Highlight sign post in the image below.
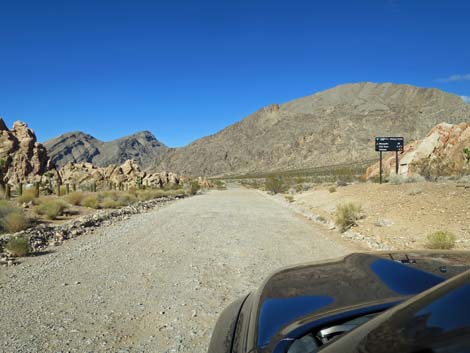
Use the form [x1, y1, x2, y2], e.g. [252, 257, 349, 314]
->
[375, 137, 404, 184]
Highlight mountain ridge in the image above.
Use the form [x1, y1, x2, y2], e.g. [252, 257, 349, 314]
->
[45, 82, 470, 176]
[44, 130, 169, 169]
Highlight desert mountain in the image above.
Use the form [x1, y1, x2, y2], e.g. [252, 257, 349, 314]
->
[45, 131, 168, 169]
[156, 82, 470, 176]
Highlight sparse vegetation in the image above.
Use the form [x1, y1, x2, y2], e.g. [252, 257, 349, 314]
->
[425, 231, 456, 250]
[335, 202, 363, 232]
[0, 201, 29, 233]
[213, 180, 227, 190]
[464, 148, 470, 163]
[329, 186, 337, 193]
[265, 176, 285, 194]
[81, 195, 100, 209]
[389, 174, 425, 185]
[4, 236, 30, 257]
[17, 188, 38, 204]
[34, 199, 67, 220]
[65, 192, 86, 206]
[284, 195, 294, 203]
[190, 181, 201, 195]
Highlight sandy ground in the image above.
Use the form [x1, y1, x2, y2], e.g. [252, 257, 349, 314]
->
[291, 181, 470, 250]
[0, 187, 350, 353]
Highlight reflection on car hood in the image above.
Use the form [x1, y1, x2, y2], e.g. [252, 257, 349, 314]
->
[251, 252, 470, 350]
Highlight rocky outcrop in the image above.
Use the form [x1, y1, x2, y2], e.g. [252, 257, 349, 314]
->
[0, 119, 56, 185]
[45, 131, 169, 169]
[365, 122, 470, 179]
[59, 159, 182, 189]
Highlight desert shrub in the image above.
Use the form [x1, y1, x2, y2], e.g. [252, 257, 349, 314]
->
[389, 174, 406, 185]
[100, 197, 122, 209]
[5, 237, 30, 257]
[65, 192, 85, 206]
[2, 212, 29, 233]
[190, 181, 201, 195]
[329, 186, 337, 193]
[389, 174, 425, 185]
[213, 180, 227, 190]
[265, 176, 285, 194]
[118, 193, 137, 205]
[335, 202, 363, 232]
[81, 195, 100, 209]
[294, 184, 304, 193]
[425, 231, 456, 250]
[0, 201, 29, 233]
[34, 199, 67, 220]
[464, 148, 470, 163]
[17, 189, 37, 204]
[284, 195, 294, 203]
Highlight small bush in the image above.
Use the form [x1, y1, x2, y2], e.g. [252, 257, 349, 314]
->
[118, 193, 137, 205]
[34, 199, 67, 220]
[265, 177, 285, 194]
[190, 181, 201, 195]
[425, 231, 456, 250]
[5, 237, 30, 257]
[100, 197, 122, 209]
[335, 202, 363, 232]
[284, 195, 294, 203]
[65, 192, 85, 206]
[81, 195, 100, 209]
[3, 211, 29, 233]
[464, 148, 470, 163]
[329, 186, 337, 193]
[17, 189, 37, 204]
[213, 180, 227, 190]
[0, 201, 29, 233]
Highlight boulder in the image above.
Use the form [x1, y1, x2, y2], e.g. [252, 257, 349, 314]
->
[0, 118, 55, 186]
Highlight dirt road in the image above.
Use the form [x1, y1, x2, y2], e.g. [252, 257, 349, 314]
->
[0, 188, 350, 353]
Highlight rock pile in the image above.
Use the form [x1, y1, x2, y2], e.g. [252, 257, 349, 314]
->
[0, 119, 56, 186]
[59, 159, 182, 189]
[366, 122, 470, 179]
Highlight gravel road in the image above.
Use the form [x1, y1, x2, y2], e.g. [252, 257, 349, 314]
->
[0, 187, 350, 353]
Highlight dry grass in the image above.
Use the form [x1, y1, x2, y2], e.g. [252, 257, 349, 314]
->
[65, 192, 86, 206]
[81, 195, 100, 209]
[4, 237, 30, 257]
[335, 202, 363, 232]
[284, 195, 294, 203]
[425, 231, 456, 250]
[0, 201, 29, 233]
[34, 199, 67, 220]
[17, 189, 37, 204]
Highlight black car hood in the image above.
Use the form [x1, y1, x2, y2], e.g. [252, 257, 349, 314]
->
[247, 252, 470, 352]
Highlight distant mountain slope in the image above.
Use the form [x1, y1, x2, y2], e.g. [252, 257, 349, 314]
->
[45, 130, 169, 169]
[156, 82, 470, 176]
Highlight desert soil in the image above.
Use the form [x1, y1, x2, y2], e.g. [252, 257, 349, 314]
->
[292, 181, 470, 250]
[0, 187, 350, 353]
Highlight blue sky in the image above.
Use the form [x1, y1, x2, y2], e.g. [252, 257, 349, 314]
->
[0, 0, 469, 147]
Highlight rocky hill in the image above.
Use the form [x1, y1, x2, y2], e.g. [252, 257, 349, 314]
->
[156, 82, 470, 176]
[45, 131, 169, 169]
[0, 119, 56, 185]
[366, 122, 470, 179]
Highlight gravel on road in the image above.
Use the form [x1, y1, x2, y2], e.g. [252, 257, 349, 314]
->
[0, 188, 350, 353]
